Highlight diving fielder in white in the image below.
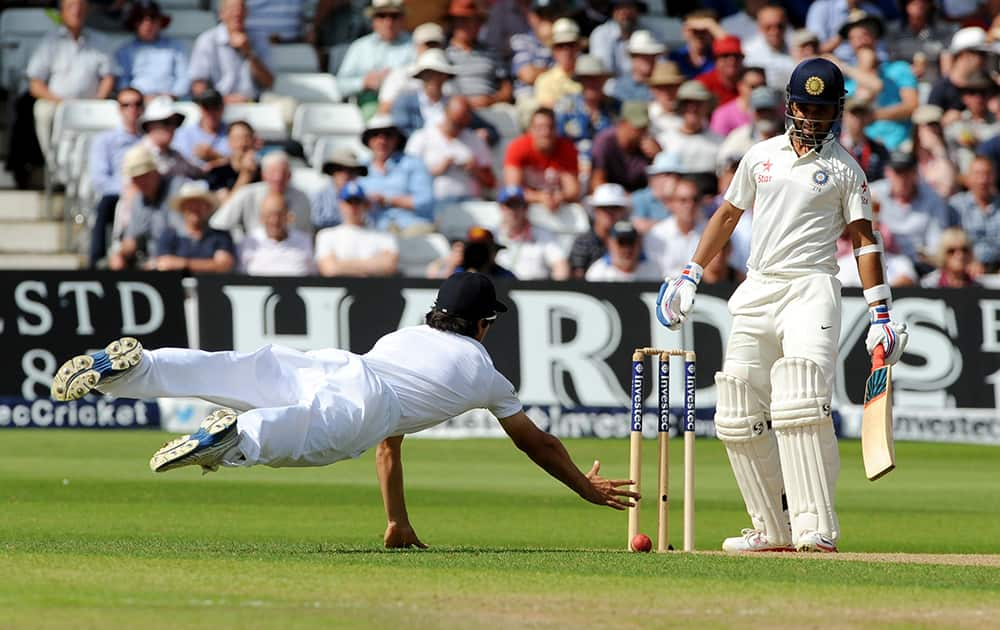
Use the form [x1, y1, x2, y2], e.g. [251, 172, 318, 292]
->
[51, 272, 638, 549]
[656, 58, 909, 552]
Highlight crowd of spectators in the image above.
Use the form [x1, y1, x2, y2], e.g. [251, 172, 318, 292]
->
[2, 0, 999, 285]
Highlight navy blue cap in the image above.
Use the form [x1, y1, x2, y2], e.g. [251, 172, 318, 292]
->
[338, 181, 367, 202]
[497, 185, 526, 205]
[435, 272, 508, 321]
[786, 58, 845, 106]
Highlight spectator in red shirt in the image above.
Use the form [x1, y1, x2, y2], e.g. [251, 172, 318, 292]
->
[503, 106, 580, 210]
[696, 35, 743, 106]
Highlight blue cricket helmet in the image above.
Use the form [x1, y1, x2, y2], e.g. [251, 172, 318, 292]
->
[785, 58, 846, 148]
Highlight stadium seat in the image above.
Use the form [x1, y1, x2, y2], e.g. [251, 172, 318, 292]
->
[474, 103, 522, 140]
[292, 102, 365, 163]
[0, 8, 56, 90]
[270, 73, 342, 103]
[638, 16, 684, 48]
[163, 10, 216, 39]
[48, 99, 121, 223]
[290, 166, 329, 198]
[308, 135, 371, 171]
[270, 43, 320, 73]
[396, 232, 451, 278]
[436, 200, 501, 241]
[528, 202, 589, 236]
[222, 102, 287, 141]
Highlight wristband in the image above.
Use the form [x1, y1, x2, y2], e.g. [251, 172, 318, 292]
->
[678, 262, 704, 285]
[853, 243, 883, 257]
[863, 283, 892, 306]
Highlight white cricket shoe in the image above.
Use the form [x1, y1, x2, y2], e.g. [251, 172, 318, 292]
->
[722, 528, 795, 553]
[795, 530, 838, 553]
[51, 337, 143, 401]
[149, 408, 241, 474]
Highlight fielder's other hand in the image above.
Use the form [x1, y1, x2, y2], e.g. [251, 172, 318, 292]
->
[584, 460, 640, 510]
[865, 305, 909, 365]
[384, 522, 428, 549]
[656, 262, 703, 330]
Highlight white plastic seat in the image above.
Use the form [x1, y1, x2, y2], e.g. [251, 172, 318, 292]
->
[270, 43, 320, 73]
[638, 16, 684, 48]
[291, 102, 365, 160]
[436, 200, 501, 241]
[290, 166, 329, 198]
[50, 99, 121, 179]
[163, 10, 217, 39]
[474, 103, 522, 140]
[396, 232, 451, 278]
[528, 202, 590, 236]
[308, 135, 371, 171]
[222, 102, 287, 141]
[270, 72, 341, 103]
[0, 8, 55, 90]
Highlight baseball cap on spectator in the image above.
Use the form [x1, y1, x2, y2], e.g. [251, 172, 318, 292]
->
[590, 183, 631, 208]
[838, 9, 884, 39]
[362, 114, 406, 146]
[338, 181, 367, 202]
[677, 80, 713, 102]
[466, 226, 505, 250]
[321, 145, 368, 176]
[750, 87, 779, 111]
[911, 104, 943, 125]
[125, 1, 171, 30]
[648, 60, 685, 86]
[139, 96, 185, 131]
[573, 54, 612, 79]
[887, 150, 917, 171]
[791, 28, 819, 47]
[121, 145, 158, 178]
[620, 100, 649, 128]
[434, 271, 508, 320]
[498, 185, 527, 206]
[647, 150, 684, 176]
[193, 87, 223, 109]
[949, 27, 989, 54]
[610, 220, 639, 242]
[627, 30, 666, 56]
[366, 0, 405, 18]
[551, 18, 581, 45]
[412, 48, 457, 78]
[712, 35, 743, 57]
[845, 94, 874, 113]
[413, 22, 445, 46]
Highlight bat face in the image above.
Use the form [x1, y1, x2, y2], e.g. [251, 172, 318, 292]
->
[862, 346, 895, 481]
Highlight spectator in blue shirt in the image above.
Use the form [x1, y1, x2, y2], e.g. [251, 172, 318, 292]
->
[172, 89, 230, 167]
[245, 0, 305, 43]
[841, 11, 918, 150]
[589, 1, 644, 85]
[87, 87, 145, 269]
[556, 55, 618, 179]
[668, 12, 722, 79]
[630, 151, 681, 234]
[508, 1, 561, 99]
[115, 2, 190, 100]
[189, 0, 274, 102]
[153, 181, 236, 273]
[950, 155, 1000, 273]
[358, 115, 434, 234]
[311, 145, 368, 229]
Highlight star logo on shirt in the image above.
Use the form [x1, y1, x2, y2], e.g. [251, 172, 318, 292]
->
[763, 160, 772, 172]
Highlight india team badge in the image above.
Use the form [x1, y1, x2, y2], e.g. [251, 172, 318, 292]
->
[812, 170, 830, 186]
[805, 76, 825, 96]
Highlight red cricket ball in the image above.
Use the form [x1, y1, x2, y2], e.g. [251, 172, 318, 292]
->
[630, 533, 653, 553]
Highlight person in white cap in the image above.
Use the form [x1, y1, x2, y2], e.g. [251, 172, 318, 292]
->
[390, 48, 457, 137]
[152, 180, 235, 273]
[336, 0, 415, 106]
[568, 182, 630, 277]
[378, 22, 448, 113]
[645, 177, 707, 277]
[139, 96, 202, 180]
[608, 29, 664, 103]
[52, 273, 638, 549]
[929, 27, 993, 123]
[534, 18, 582, 107]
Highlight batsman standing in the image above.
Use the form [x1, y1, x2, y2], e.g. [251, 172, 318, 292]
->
[52, 272, 638, 548]
[656, 58, 908, 552]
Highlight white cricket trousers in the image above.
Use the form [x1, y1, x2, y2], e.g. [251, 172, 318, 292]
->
[99, 345, 402, 468]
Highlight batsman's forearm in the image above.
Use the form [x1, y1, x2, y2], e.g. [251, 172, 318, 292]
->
[691, 203, 742, 268]
[520, 433, 594, 500]
[376, 436, 411, 524]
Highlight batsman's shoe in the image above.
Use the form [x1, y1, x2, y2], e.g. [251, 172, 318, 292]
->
[50, 337, 143, 401]
[795, 530, 838, 553]
[149, 408, 240, 474]
[722, 529, 796, 553]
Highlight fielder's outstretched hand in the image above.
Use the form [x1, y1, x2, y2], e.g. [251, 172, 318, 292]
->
[384, 521, 428, 549]
[656, 263, 703, 330]
[583, 460, 640, 510]
[865, 305, 909, 365]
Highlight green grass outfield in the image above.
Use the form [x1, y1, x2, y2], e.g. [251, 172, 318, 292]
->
[2, 431, 999, 629]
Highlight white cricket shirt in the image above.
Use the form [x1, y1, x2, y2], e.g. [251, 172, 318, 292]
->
[725, 132, 872, 277]
[363, 325, 523, 434]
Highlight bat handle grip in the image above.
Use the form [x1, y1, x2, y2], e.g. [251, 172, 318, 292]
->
[872, 344, 886, 370]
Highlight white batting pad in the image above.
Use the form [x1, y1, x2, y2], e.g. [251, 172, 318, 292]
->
[770, 357, 840, 544]
[714, 372, 791, 544]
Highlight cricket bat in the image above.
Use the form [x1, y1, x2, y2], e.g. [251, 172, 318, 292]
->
[862, 345, 895, 481]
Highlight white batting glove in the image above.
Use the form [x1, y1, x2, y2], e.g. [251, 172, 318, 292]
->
[656, 262, 702, 330]
[865, 304, 908, 365]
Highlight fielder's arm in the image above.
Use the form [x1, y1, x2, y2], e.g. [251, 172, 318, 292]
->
[498, 411, 638, 510]
[690, 201, 744, 268]
[846, 219, 887, 303]
[375, 435, 427, 549]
